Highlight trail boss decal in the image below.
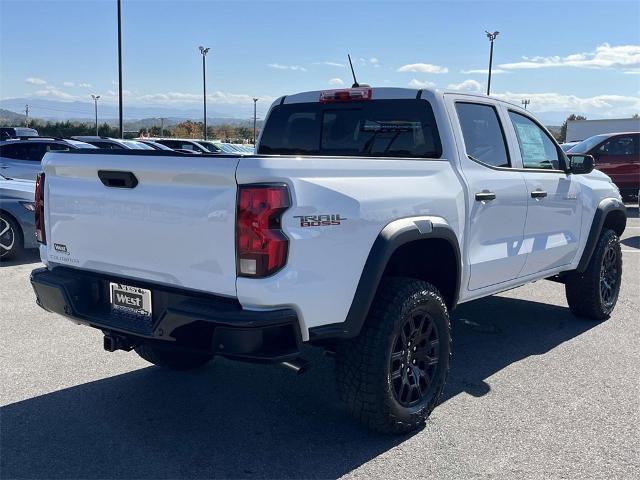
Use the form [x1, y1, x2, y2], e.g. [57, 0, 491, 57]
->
[294, 214, 347, 228]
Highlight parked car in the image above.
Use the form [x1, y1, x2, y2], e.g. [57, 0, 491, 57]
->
[560, 141, 580, 152]
[0, 137, 97, 180]
[153, 138, 211, 153]
[30, 86, 626, 434]
[0, 173, 37, 260]
[71, 136, 154, 150]
[0, 127, 39, 140]
[568, 132, 639, 199]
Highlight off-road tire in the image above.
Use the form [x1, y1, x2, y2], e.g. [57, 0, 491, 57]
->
[565, 229, 622, 320]
[335, 277, 451, 435]
[0, 213, 23, 261]
[134, 344, 213, 370]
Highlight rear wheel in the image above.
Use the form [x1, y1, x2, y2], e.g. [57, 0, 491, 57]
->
[335, 278, 451, 434]
[565, 229, 622, 320]
[0, 213, 23, 261]
[134, 344, 213, 370]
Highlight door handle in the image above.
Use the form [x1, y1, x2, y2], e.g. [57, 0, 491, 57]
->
[475, 191, 496, 202]
[531, 190, 547, 199]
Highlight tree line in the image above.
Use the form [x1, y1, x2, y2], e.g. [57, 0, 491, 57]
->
[13, 119, 259, 142]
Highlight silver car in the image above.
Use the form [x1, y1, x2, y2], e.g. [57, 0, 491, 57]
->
[0, 173, 37, 260]
[0, 137, 97, 181]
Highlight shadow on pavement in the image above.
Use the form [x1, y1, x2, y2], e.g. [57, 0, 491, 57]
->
[621, 235, 639, 249]
[1, 294, 597, 479]
[0, 249, 40, 267]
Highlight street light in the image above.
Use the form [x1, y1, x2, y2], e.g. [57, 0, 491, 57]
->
[485, 30, 500, 96]
[117, 0, 123, 138]
[199, 46, 210, 140]
[521, 99, 531, 110]
[253, 98, 258, 145]
[91, 95, 101, 135]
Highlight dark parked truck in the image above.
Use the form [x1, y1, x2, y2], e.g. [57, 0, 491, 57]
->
[31, 87, 626, 433]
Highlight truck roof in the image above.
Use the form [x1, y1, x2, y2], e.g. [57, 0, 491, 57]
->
[279, 86, 523, 110]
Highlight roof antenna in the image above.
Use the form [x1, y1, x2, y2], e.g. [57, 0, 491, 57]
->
[348, 54, 360, 88]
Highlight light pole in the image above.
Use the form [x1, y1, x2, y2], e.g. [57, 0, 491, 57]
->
[253, 98, 258, 144]
[91, 95, 101, 135]
[521, 99, 530, 110]
[117, 0, 123, 138]
[485, 30, 499, 96]
[199, 46, 210, 140]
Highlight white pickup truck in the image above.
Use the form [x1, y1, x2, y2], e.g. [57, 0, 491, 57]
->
[31, 87, 626, 434]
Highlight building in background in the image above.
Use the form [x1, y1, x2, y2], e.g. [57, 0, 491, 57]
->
[566, 118, 640, 142]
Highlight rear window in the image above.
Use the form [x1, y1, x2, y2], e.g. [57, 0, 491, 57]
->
[258, 99, 442, 158]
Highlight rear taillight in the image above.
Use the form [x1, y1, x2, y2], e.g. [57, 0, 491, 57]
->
[237, 184, 290, 277]
[35, 172, 46, 244]
[319, 87, 372, 103]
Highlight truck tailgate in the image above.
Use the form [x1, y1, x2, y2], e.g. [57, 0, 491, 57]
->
[42, 151, 240, 297]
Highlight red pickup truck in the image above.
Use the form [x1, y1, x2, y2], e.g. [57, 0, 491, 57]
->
[568, 132, 639, 200]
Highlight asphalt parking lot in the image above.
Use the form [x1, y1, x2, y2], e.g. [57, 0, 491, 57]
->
[1, 206, 638, 480]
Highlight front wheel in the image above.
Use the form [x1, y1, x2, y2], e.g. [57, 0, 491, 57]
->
[335, 278, 451, 434]
[134, 344, 214, 370]
[565, 229, 622, 320]
[0, 213, 23, 261]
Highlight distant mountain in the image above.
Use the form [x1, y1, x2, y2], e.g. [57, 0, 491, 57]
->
[0, 98, 257, 122]
[0, 108, 27, 125]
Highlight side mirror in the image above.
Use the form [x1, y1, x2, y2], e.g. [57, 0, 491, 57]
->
[567, 154, 594, 175]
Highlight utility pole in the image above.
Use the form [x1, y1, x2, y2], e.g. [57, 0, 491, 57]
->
[117, 0, 123, 138]
[253, 98, 258, 145]
[91, 95, 101, 135]
[485, 30, 500, 96]
[24, 105, 30, 127]
[199, 46, 210, 140]
[159, 117, 166, 137]
[521, 99, 530, 110]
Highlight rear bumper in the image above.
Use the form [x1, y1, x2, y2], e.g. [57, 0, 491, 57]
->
[30, 267, 301, 362]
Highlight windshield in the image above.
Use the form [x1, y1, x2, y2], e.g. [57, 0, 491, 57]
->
[216, 143, 236, 153]
[65, 140, 98, 149]
[122, 140, 154, 150]
[568, 135, 608, 153]
[147, 141, 173, 151]
[259, 99, 441, 158]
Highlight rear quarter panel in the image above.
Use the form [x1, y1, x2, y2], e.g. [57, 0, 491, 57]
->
[236, 156, 464, 339]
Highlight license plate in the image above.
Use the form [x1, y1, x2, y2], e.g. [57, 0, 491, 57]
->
[109, 282, 152, 317]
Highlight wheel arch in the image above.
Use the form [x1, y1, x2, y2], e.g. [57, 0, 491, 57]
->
[577, 198, 626, 273]
[309, 217, 461, 341]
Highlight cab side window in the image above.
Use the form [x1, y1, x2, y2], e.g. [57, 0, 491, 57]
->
[598, 135, 637, 156]
[0, 144, 22, 159]
[455, 102, 510, 168]
[508, 111, 562, 170]
[44, 142, 71, 153]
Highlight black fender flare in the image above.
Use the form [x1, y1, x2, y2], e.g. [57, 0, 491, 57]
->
[308, 217, 461, 341]
[577, 198, 626, 273]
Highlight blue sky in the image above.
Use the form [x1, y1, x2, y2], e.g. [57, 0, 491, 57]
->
[1, 0, 639, 122]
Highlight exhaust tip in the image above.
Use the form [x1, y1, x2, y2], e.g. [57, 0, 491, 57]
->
[281, 358, 309, 375]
